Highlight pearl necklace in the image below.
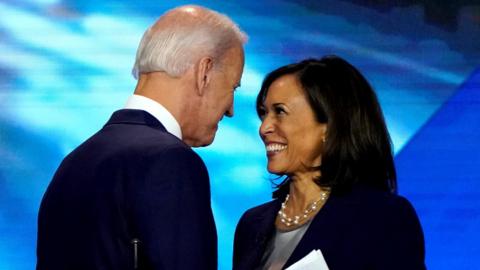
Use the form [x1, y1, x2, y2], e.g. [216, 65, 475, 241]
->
[278, 191, 329, 227]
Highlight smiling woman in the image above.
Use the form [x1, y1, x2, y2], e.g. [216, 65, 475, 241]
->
[257, 56, 397, 197]
[258, 74, 326, 178]
[233, 55, 426, 270]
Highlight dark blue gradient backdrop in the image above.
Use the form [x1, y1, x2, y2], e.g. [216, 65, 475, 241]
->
[1, 1, 479, 269]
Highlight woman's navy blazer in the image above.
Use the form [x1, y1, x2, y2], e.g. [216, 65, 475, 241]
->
[233, 185, 426, 270]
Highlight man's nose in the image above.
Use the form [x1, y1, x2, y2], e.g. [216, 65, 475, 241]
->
[225, 104, 234, 118]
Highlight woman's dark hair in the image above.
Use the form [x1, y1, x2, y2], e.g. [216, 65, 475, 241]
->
[256, 55, 397, 198]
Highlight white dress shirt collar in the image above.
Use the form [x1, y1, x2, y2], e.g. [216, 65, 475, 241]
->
[124, 94, 182, 140]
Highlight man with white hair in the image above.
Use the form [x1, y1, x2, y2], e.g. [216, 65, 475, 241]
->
[37, 5, 247, 269]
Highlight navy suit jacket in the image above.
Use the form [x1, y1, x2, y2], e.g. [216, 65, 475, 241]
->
[233, 185, 426, 270]
[37, 109, 217, 270]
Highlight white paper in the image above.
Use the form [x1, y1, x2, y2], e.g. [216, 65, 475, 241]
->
[285, 249, 329, 270]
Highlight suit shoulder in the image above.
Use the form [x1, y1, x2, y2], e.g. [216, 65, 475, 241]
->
[145, 144, 206, 175]
[348, 185, 414, 208]
[82, 123, 198, 160]
[346, 188, 426, 267]
[345, 185, 421, 226]
[239, 199, 279, 222]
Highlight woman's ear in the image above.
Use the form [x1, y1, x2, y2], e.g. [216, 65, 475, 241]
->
[321, 124, 328, 143]
[195, 56, 214, 96]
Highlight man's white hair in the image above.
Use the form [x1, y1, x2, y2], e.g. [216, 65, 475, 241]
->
[132, 5, 248, 79]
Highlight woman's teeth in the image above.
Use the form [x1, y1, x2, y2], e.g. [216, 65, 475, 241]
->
[266, 144, 287, 152]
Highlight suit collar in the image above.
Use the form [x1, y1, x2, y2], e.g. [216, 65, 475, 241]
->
[240, 200, 281, 269]
[240, 185, 376, 270]
[124, 95, 182, 140]
[239, 197, 338, 270]
[253, 200, 281, 242]
[282, 189, 364, 268]
[282, 197, 335, 268]
[105, 109, 168, 132]
[246, 199, 332, 269]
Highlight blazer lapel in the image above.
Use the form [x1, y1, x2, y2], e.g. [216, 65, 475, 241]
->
[282, 191, 361, 269]
[282, 196, 338, 269]
[241, 200, 280, 270]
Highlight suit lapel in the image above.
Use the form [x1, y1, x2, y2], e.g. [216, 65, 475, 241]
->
[242, 200, 280, 270]
[282, 195, 339, 269]
[282, 191, 361, 269]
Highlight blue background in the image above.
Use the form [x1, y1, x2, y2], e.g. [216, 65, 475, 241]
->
[1, 0, 479, 269]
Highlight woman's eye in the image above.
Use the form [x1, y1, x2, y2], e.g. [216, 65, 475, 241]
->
[274, 107, 286, 115]
[258, 108, 266, 119]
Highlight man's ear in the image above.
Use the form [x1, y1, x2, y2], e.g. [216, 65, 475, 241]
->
[195, 56, 214, 96]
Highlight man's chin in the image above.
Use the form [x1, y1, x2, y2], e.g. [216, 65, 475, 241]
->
[201, 134, 216, 147]
[189, 132, 216, 148]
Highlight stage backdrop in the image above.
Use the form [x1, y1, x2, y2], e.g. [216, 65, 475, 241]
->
[1, 1, 479, 269]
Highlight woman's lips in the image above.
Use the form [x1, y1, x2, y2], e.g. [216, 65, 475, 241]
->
[265, 143, 287, 157]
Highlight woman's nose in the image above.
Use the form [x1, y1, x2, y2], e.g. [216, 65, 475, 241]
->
[259, 116, 274, 138]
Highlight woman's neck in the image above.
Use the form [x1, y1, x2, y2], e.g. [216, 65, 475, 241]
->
[287, 172, 326, 213]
